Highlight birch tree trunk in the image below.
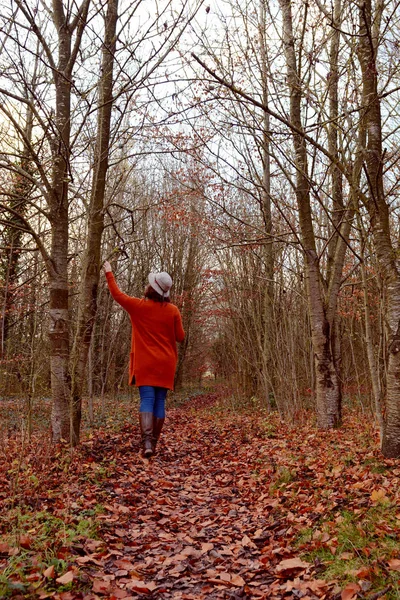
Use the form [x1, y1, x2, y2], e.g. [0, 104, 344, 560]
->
[46, 0, 90, 441]
[48, 3, 74, 441]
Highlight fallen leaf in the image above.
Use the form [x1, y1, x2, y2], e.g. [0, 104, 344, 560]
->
[181, 546, 201, 558]
[37, 591, 56, 599]
[276, 557, 310, 574]
[109, 589, 129, 598]
[371, 489, 389, 503]
[43, 565, 56, 579]
[114, 529, 126, 537]
[125, 579, 157, 593]
[201, 542, 214, 553]
[75, 555, 104, 566]
[388, 559, 400, 571]
[55, 571, 74, 585]
[19, 535, 33, 550]
[341, 582, 360, 600]
[355, 566, 371, 579]
[92, 579, 112, 594]
[231, 574, 246, 586]
[241, 534, 253, 547]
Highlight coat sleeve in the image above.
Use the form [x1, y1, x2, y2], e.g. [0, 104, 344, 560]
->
[174, 309, 185, 343]
[106, 272, 138, 313]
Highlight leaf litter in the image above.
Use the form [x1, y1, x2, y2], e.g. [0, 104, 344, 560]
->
[1, 392, 400, 599]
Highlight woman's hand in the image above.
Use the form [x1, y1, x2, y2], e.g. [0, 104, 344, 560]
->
[103, 260, 112, 273]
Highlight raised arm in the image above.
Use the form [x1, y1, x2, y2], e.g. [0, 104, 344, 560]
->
[103, 261, 138, 312]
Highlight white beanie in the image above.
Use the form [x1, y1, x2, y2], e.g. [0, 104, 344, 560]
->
[148, 272, 173, 297]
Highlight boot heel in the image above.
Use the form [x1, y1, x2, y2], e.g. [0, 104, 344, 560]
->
[139, 412, 154, 457]
[152, 417, 165, 453]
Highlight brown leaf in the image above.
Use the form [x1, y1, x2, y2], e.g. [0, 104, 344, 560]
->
[341, 582, 360, 600]
[19, 534, 33, 550]
[109, 589, 129, 598]
[355, 566, 371, 578]
[92, 579, 112, 594]
[75, 555, 104, 566]
[181, 546, 201, 558]
[241, 534, 252, 547]
[125, 579, 157, 593]
[114, 529, 126, 538]
[55, 571, 74, 585]
[37, 592, 56, 599]
[231, 574, 246, 586]
[276, 557, 310, 574]
[371, 489, 389, 503]
[388, 559, 400, 571]
[114, 559, 136, 571]
[115, 569, 128, 577]
[43, 565, 56, 579]
[85, 539, 104, 552]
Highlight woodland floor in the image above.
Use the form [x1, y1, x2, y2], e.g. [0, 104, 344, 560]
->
[1, 390, 400, 600]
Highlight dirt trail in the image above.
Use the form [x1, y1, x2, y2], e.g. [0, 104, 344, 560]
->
[75, 396, 333, 599]
[4, 393, 392, 599]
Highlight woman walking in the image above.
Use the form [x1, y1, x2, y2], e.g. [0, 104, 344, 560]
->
[103, 261, 185, 457]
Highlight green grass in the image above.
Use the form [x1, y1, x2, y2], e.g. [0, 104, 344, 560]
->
[269, 466, 296, 493]
[297, 505, 400, 598]
[0, 508, 100, 597]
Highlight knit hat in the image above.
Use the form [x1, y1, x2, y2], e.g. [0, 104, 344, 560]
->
[148, 272, 173, 297]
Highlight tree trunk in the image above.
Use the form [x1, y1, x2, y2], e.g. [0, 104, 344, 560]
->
[278, 0, 341, 427]
[70, 0, 119, 445]
[357, 0, 400, 457]
[0, 104, 33, 359]
[49, 0, 90, 442]
[259, 0, 275, 408]
[174, 212, 200, 390]
[49, 12, 73, 441]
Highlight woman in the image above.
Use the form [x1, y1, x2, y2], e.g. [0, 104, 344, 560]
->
[103, 261, 185, 457]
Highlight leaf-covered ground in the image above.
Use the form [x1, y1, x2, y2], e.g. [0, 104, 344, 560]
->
[1, 392, 400, 599]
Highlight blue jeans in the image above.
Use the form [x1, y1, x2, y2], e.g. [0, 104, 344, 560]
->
[139, 386, 167, 418]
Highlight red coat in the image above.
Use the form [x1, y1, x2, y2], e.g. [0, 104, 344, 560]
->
[106, 272, 185, 389]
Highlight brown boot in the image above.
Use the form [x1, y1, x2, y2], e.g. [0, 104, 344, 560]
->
[152, 417, 165, 452]
[139, 412, 154, 458]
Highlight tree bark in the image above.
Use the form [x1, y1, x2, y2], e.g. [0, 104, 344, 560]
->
[49, 1, 74, 441]
[47, 0, 90, 442]
[357, 0, 400, 457]
[70, 0, 119, 445]
[259, 0, 275, 408]
[0, 103, 34, 359]
[278, 0, 341, 428]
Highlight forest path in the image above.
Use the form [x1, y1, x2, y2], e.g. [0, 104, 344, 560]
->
[74, 394, 352, 600]
[3, 393, 396, 599]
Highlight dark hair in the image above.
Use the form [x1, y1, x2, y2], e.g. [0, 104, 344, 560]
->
[144, 285, 171, 303]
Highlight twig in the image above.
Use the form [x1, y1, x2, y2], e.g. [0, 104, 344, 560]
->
[368, 586, 392, 600]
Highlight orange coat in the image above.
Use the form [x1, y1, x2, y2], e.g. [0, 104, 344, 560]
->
[106, 272, 185, 389]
